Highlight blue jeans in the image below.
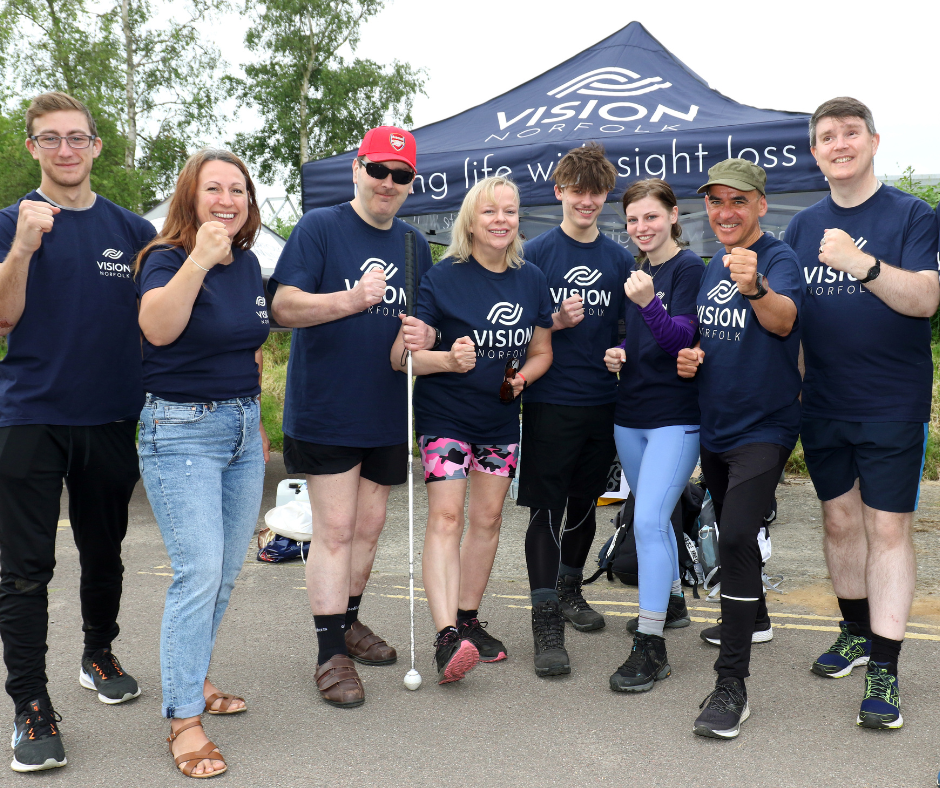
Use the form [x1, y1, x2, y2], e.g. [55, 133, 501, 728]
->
[614, 424, 700, 615]
[138, 395, 264, 719]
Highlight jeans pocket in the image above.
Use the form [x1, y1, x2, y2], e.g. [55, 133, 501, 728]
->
[158, 405, 210, 425]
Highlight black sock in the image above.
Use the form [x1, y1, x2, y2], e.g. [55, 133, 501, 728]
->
[82, 644, 109, 660]
[456, 608, 477, 626]
[436, 625, 458, 644]
[870, 633, 903, 675]
[837, 597, 872, 639]
[559, 497, 597, 570]
[345, 594, 362, 628]
[314, 613, 347, 664]
[525, 507, 564, 590]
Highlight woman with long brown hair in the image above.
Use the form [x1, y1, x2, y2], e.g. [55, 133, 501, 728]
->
[135, 149, 269, 778]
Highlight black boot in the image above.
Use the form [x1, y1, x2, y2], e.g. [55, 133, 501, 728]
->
[609, 631, 671, 692]
[625, 595, 691, 634]
[531, 600, 570, 677]
[556, 574, 605, 632]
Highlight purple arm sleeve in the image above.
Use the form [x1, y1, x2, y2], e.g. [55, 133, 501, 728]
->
[637, 299, 698, 357]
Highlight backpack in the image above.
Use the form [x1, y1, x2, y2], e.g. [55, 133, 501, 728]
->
[585, 481, 707, 598]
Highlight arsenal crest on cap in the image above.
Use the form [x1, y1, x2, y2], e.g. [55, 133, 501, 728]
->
[389, 133, 405, 151]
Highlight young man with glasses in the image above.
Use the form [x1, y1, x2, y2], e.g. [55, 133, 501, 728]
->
[270, 126, 432, 707]
[516, 143, 632, 677]
[786, 98, 940, 731]
[0, 92, 155, 772]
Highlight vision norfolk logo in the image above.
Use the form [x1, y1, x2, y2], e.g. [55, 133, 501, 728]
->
[550, 266, 611, 316]
[697, 278, 746, 342]
[96, 248, 131, 278]
[473, 302, 531, 359]
[345, 257, 407, 316]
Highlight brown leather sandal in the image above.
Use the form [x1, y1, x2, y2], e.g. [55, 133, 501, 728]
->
[204, 692, 246, 715]
[167, 718, 227, 779]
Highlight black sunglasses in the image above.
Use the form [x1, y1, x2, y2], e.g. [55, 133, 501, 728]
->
[363, 161, 415, 185]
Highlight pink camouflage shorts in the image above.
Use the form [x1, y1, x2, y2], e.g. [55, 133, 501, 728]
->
[418, 436, 520, 483]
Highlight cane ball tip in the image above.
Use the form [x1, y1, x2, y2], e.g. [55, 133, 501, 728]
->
[404, 669, 422, 691]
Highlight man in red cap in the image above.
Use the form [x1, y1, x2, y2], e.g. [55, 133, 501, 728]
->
[270, 126, 432, 707]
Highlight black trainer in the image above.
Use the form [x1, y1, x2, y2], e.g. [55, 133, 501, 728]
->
[11, 700, 66, 773]
[458, 618, 507, 662]
[699, 615, 773, 647]
[557, 574, 605, 632]
[434, 630, 479, 684]
[531, 600, 570, 677]
[610, 631, 671, 692]
[693, 677, 750, 739]
[79, 648, 141, 704]
[625, 595, 691, 634]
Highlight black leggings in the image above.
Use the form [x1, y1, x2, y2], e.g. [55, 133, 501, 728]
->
[525, 497, 597, 590]
[699, 442, 789, 680]
[0, 422, 139, 712]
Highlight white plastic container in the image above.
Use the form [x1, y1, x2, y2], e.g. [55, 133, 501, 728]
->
[276, 479, 307, 508]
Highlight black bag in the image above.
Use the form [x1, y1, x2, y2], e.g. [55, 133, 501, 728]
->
[585, 482, 706, 598]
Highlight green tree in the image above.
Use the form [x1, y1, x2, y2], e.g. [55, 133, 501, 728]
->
[231, 0, 425, 192]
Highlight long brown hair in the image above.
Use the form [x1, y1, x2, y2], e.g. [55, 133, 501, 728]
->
[621, 178, 685, 265]
[135, 149, 261, 275]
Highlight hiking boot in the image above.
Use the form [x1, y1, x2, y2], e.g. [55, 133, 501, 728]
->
[610, 631, 671, 692]
[693, 677, 750, 739]
[857, 661, 903, 729]
[531, 600, 570, 677]
[434, 630, 479, 684]
[700, 615, 773, 647]
[625, 595, 691, 634]
[458, 618, 507, 662]
[811, 621, 871, 678]
[79, 648, 141, 704]
[557, 574, 605, 632]
[10, 700, 66, 772]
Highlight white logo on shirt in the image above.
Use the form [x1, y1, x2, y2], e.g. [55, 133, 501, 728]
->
[487, 302, 524, 326]
[256, 296, 266, 306]
[563, 266, 603, 287]
[101, 248, 124, 259]
[360, 257, 399, 281]
[706, 281, 739, 304]
[97, 248, 131, 278]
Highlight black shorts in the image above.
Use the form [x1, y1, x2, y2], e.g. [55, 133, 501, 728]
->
[801, 418, 927, 513]
[516, 401, 616, 509]
[282, 435, 408, 486]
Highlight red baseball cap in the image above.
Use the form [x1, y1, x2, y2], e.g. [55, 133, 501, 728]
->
[358, 126, 417, 172]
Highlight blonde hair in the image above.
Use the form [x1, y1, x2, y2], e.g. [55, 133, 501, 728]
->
[445, 176, 525, 269]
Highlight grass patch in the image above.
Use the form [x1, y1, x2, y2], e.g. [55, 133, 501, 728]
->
[261, 332, 290, 452]
[786, 437, 807, 476]
[924, 342, 940, 480]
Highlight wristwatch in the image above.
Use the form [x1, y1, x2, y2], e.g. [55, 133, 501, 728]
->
[431, 326, 442, 350]
[741, 272, 767, 301]
[858, 257, 882, 284]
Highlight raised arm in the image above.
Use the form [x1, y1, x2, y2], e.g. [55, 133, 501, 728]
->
[271, 269, 386, 328]
[0, 200, 59, 336]
[725, 248, 797, 336]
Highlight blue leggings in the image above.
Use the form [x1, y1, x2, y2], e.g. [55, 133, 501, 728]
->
[614, 424, 700, 614]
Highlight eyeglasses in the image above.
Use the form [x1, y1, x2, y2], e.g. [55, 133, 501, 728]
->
[499, 358, 519, 403]
[362, 160, 415, 185]
[29, 134, 97, 149]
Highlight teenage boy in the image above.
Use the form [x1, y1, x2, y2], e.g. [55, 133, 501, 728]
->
[518, 143, 632, 677]
[270, 127, 432, 707]
[0, 92, 155, 772]
[677, 159, 802, 738]
[786, 97, 939, 730]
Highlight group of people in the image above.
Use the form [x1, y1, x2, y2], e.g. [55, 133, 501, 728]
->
[0, 88, 933, 778]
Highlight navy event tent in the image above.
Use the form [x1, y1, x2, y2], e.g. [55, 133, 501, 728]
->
[301, 22, 828, 253]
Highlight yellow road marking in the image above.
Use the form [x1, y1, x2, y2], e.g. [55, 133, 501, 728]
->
[137, 571, 172, 577]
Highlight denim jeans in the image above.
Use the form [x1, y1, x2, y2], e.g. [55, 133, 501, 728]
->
[138, 395, 264, 719]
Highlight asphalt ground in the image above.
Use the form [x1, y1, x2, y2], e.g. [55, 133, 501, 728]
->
[2, 454, 940, 787]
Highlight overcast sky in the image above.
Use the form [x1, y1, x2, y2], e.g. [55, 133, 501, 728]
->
[212, 0, 940, 202]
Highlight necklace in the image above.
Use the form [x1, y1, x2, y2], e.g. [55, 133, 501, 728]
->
[643, 244, 681, 279]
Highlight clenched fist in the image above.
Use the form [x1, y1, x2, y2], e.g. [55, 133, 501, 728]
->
[350, 268, 386, 311]
[677, 347, 704, 379]
[555, 294, 584, 329]
[604, 347, 626, 373]
[624, 269, 656, 307]
[723, 247, 759, 297]
[448, 336, 476, 373]
[191, 221, 233, 270]
[399, 314, 436, 351]
[13, 200, 59, 255]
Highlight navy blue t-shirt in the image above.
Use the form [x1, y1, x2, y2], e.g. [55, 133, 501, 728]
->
[137, 246, 270, 402]
[696, 233, 803, 453]
[522, 227, 631, 406]
[0, 191, 155, 427]
[786, 185, 939, 423]
[615, 249, 704, 429]
[270, 202, 432, 447]
[413, 256, 554, 444]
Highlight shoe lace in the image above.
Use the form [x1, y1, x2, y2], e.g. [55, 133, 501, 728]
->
[828, 625, 865, 658]
[559, 578, 592, 612]
[617, 634, 649, 674]
[91, 651, 125, 681]
[23, 704, 62, 741]
[432, 630, 459, 667]
[699, 681, 745, 713]
[863, 666, 899, 704]
[532, 606, 564, 650]
[461, 618, 495, 643]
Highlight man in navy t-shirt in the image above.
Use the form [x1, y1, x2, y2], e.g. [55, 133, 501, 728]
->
[677, 159, 802, 739]
[516, 143, 631, 678]
[270, 126, 432, 708]
[786, 98, 940, 731]
[0, 92, 155, 772]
